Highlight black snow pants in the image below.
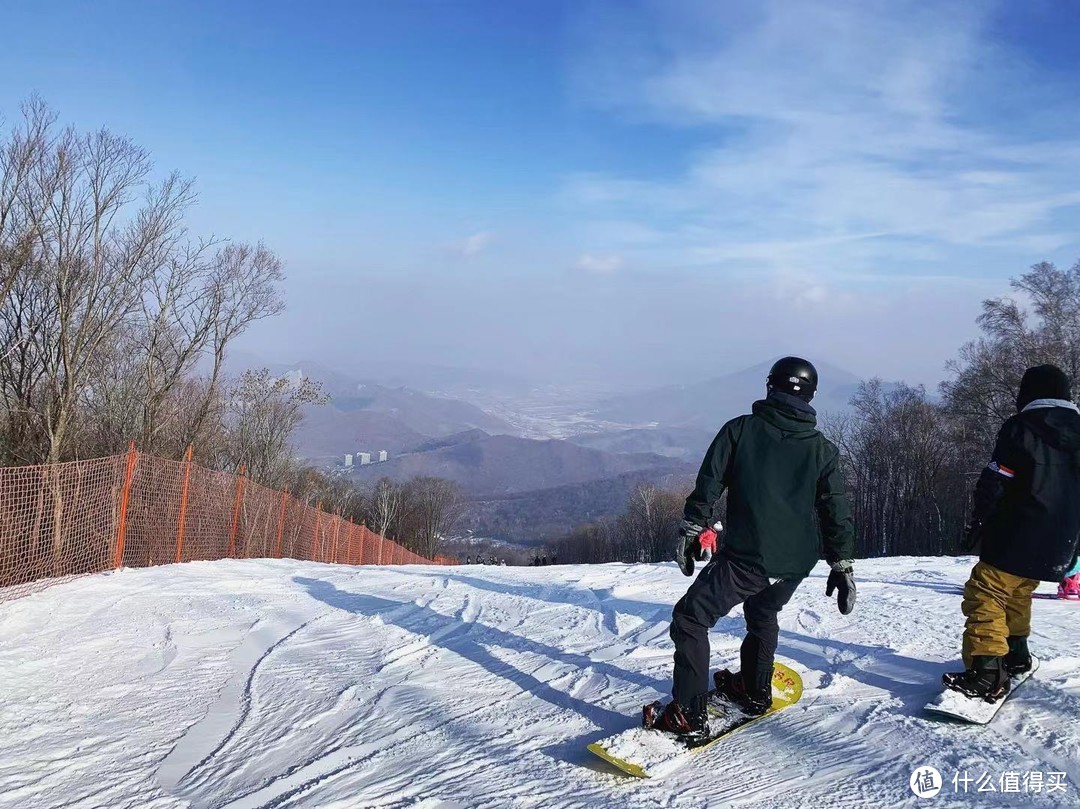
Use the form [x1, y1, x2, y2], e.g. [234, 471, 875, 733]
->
[670, 553, 801, 712]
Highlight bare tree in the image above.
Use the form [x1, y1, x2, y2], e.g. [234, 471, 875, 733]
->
[0, 98, 50, 311]
[823, 380, 970, 557]
[621, 482, 683, 563]
[23, 126, 193, 465]
[184, 243, 285, 449]
[136, 238, 222, 456]
[221, 369, 326, 488]
[400, 476, 465, 558]
[943, 260, 1080, 455]
[366, 477, 403, 538]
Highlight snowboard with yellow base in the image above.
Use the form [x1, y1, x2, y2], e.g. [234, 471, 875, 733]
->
[587, 662, 803, 778]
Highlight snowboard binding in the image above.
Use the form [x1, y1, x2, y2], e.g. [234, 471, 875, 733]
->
[642, 699, 709, 740]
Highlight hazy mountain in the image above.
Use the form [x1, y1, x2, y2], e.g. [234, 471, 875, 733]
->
[235, 359, 519, 463]
[566, 426, 717, 461]
[348, 429, 692, 496]
[467, 467, 697, 543]
[591, 359, 863, 428]
[225, 352, 532, 396]
[337, 361, 534, 397]
[330, 382, 515, 437]
[292, 408, 427, 461]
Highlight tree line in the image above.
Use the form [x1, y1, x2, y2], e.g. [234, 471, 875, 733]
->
[552, 483, 685, 564]
[828, 260, 1080, 558]
[0, 99, 351, 502]
[346, 477, 466, 559]
[554, 260, 1080, 563]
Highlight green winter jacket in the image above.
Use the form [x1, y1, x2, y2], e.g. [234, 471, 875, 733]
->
[684, 392, 855, 580]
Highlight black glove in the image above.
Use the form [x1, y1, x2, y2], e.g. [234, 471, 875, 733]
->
[961, 521, 983, 553]
[826, 560, 856, 615]
[675, 520, 704, 577]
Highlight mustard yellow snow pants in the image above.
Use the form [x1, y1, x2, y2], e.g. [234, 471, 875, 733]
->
[961, 561, 1039, 667]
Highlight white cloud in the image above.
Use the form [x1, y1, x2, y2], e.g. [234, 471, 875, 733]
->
[457, 231, 493, 257]
[576, 252, 625, 274]
[567, 1, 1080, 282]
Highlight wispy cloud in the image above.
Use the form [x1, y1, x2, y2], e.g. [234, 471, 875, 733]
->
[567, 1, 1080, 281]
[456, 231, 494, 258]
[576, 252, 624, 274]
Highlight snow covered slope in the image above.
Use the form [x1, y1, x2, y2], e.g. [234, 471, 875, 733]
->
[1, 557, 1077, 808]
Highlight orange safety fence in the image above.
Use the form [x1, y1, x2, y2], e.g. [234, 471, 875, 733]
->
[0, 444, 455, 604]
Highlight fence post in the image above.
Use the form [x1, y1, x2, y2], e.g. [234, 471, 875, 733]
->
[311, 503, 321, 561]
[332, 517, 341, 564]
[358, 527, 366, 565]
[174, 445, 194, 564]
[377, 535, 383, 565]
[113, 442, 139, 569]
[275, 487, 289, 559]
[227, 464, 247, 558]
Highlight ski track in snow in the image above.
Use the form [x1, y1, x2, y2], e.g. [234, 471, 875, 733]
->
[1, 557, 1078, 808]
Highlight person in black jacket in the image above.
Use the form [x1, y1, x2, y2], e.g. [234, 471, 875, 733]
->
[646, 357, 856, 739]
[943, 364, 1080, 701]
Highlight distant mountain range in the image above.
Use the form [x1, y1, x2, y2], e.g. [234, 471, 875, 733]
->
[589, 358, 863, 428]
[467, 467, 697, 544]
[566, 426, 717, 462]
[253, 361, 518, 463]
[348, 429, 694, 497]
[228, 352, 867, 541]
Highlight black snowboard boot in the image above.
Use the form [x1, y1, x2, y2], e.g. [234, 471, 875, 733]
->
[942, 656, 1010, 703]
[712, 669, 771, 716]
[1003, 636, 1032, 676]
[643, 700, 709, 739]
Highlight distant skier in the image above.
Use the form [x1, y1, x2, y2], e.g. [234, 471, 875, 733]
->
[944, 365, 1080, 701]
[649, 357, 856, 739]
[466, 556, 472, 565]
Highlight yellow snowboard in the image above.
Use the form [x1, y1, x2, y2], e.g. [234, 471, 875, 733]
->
[588, 662, 803, 778]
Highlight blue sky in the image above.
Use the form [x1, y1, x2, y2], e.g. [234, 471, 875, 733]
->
[3, 1, 1079, 388]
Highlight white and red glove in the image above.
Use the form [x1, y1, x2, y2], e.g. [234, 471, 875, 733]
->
[676, 519, 722, 576]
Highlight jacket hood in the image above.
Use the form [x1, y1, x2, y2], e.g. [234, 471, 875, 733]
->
[752, 392, 818, 433]
[1022, 403, 1080, 452]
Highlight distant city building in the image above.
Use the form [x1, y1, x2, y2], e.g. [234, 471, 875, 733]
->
[344, 454, 354, 468]
[378, 450, 389, 462]
[358, 452, 372, 465]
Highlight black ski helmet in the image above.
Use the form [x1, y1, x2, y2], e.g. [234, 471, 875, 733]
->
[767, 356, 818, 400]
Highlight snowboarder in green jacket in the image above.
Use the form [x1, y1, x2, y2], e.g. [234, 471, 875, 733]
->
[649, 357, 856, 739]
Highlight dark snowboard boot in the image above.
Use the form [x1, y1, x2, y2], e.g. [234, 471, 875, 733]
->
[712, 669, 771, 716]
[942, 656, 1010, 703]
[1003, 636, 1032, 676]
[643, 699, 709, 739]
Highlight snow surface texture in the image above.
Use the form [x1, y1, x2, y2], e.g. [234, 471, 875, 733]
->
[1, 557, 1078, 808]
